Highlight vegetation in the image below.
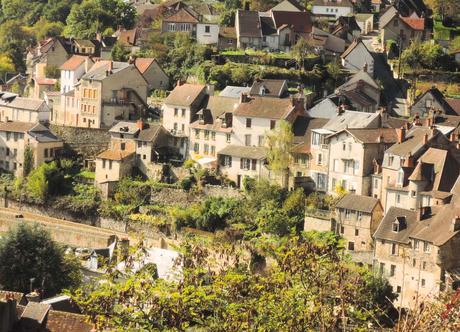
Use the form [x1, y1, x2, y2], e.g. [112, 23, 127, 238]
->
[266, 120, 294, 188]
[0, 223, 81, 297]
[72, 232, 397, 331]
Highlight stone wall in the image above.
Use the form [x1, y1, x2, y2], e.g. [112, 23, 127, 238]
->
[50, 125, 110, 160]
[304, 216, 334, 233]
[150, 186, 242, 207]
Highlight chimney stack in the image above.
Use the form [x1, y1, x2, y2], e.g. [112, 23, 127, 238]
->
[176, 79, 184, 87]
[450, 132, 457, 142]
[397, 127, 405, 143]
[136, 119, 144, 130]
[240, 92, 249, 103]
[452, 216, 460, 232]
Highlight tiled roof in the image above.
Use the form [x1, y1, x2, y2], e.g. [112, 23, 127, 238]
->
[163, 7, 199, 23]
[0, 291, 24, 304]
[336, 194, 380, 213]
[446, 98, 460, 116]
[97, 150, 134, 161]
[250, 79, 287, 98]
[218, 145, 267, 159]
[385, 127, 435, 156]
[117, 28, 139, 46]
[164, 83, 206, 107]
[272, 11, 313, 34]
[233, 96, 295, 119]
[134, 58, 155, 74]
[400, 15, 424, 30]
[219, 27, 236, 39]
[45, 310, 93, 332]
[373, 207, 418, 244]
[0, 121, 37, 133]
[35, 78, 57, 85]
[60, 55, 91, 71]
[237, 10, 262, 38]
[21, 302, 51, 324]
[344, 128, 399, 143]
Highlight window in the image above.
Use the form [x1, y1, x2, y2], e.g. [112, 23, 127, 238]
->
[174, 108, 178, 116]
[109, 160, 112, 170]
[412, 258, 416, 267]
[390, 265, 396, 277]
[246, 118, 252, 128]
[121, 143, 126, 151]
[333, 159, 339, 172]
[204, 130, 210, 140]
[421, 279, 426, 287]
[223, 155, 232, 166]
[44, 149, 48, 158]
[240, 158, 251, 170]
[342, 142, 346, 151]
[13, 149, 17, 157]
[397, 169, 404, 186]
[396, 286, 401, 293]
[258, 135, 264, 147]
[392, 221, 399, 232]
[211, 132, 216, 141]
[393, 19, 399, 27]
[102, 160, 106, 168]
[251, 159, 257, 170]
[204, 144, 209, 154]
[6, 132, 10, 141]
[355, 229, 359, 236]
[331, 178, 336, 189]
[317, 153, 322, 165]
[181, 124, 185, 132]
[173, 123, 178, 131]
[245, 134, 251, 146]
[379, 263, 385, 274]
[424, 242, 430, 252]
[311, 132, 323, 146]
[425, 99, 433, 108]
[138, 141, 142, 148]
[211, 146, 215, 156]
[348, 142, 352, 151]
[348, 242, 355, 251]
[357, 211, 363, 221]
[13, 162, 16, 170]
[388, 155, 394, 166]
[226, 134, 231, 143]
[143, 155, 146, 160]
[340, 226, 344, 234]
[391, 243, 397, 255]
[396, 194, 401, 204]
[422, 261, 426, 270]
[194, 143, 199, 153]
[411, 190, 416, 197]
[270, 120, 276, 130]
[181, 109, 186, 117]
[13, 133, 18, 142]
[345, 209, 352, 219]
[205, 25, 210, 33]
[195, 129, 200, 138]
[414, 240, 419, 251]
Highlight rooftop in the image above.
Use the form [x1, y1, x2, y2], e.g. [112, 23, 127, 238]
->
[233, 96, 295, 119]
[164, 83, 206, 107]
[336, 194, 380, 213]
[218, 145, 268, 159]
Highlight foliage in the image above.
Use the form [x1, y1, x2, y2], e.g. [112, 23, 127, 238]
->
[111, 42, 130, 62]
[25, 161, 64, 203]
[266, 120, 294, 187]
[29, 17, 65, 41]
[54, 183, 101, 217]
[22, 145, 33, 177]
[292, 37, 315, 71]
[401, 40, 452, 71]
[72, 232, 397, 330]
[306, 192, 342, 211]
[0, 53, 15, 79]
[64, 0, 136, 39]
[0, 223, 81, 296]
[0, 19, 33, 71]
[45, 65, 61, 78]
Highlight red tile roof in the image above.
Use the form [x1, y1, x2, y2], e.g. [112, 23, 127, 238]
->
[60, 55, 91, 71]
[97, 149, 134, 161]
[35, 78, 57, 85]
[134, 58, 155, 74]
[400, 16, 424, 30]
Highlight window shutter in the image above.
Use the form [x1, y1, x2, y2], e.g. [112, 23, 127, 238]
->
[240, 158, 244, 169]
[252, 159, 256, 170]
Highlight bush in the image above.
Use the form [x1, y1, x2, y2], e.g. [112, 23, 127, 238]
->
[180, 177, 193, 191]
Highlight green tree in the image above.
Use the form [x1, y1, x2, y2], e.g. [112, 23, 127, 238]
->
[111, 42, 130, 61]
[291, 37, 314, 71]
[23, 145, 33, 177]
[0, 223, 81, 296]
[26, 161, 63, 203]
[266, 120, 294, 188]
[45, 65, 61, 78]
[0, 53, 15, 81]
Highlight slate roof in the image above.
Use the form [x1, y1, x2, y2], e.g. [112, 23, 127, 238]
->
[164, 84, 206, 107]
[311, 27, 346, 53]
[446, 98, 460, 116]
[250, 79, 287, 98]
[218, 145, 267, 159]
[379, 6, 399, 29]
[137, 124, 170, 143]
[0, 95, 45, 111]
[109, 121, 140, 135]
[292, 116, 329, 153]
[374, 207, 418, 244]
[21, 302, 51, 324]
[163, 7, 199, 23]
[336, 194, 380, 213]
[81, 61, 131, 81]
[237, 10, 262, 38]
[271, 11, 313, 33]
[341, 38, 371, 59]
[323, 111, 379, 132]
[0, 121, 37, 133]
[233, 96, 295, 119]
[219, 86, 250, 98]
[385, 127, 436, 157]
[306, 97, 340, 119]
[413, 87, 457, 116]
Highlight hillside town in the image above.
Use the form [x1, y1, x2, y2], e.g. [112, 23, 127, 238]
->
[0, 0, 459, 330]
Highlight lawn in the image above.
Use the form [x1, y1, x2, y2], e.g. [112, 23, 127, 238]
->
[434, 19, 460, 41]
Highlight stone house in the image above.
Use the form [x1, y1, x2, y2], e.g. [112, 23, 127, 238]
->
[379, 6, 426, 50]
[217, 145, 269, 188]
[410, 87, 459, 118]
[161, 7, 199, 35]
[373, 193, 460, 309]
[60, 55, 94, 94]
[0, 122, 63, 176]
[356, 13, 374, 35]
[32, 78, 58, 100]
[95, 150, 136, 195]
[335, 193, 383, 264]
[376, 125, 459, 212]
[196, 22, 220, 46]
[311, 0, 354, 20]
[218, 27, 237, 50]
[162, 83, 208, 159]
[290, 116, 329, 190]
[56, 60, 148, 128]
[332, 16, 361, 43]
[189, 95, 238, 165]
[0, 93, 50, 123]
[327, 128, 398, 196]
[340, 38, 375, 76]
[134, 58, 170, 92]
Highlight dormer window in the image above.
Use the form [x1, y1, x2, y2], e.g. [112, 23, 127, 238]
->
[393, 216, 406, 233]
[260, 86, 266, 96]
[392, 221, 399, 232]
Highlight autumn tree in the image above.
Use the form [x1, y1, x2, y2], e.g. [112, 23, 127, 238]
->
[266, 120, 294, 188]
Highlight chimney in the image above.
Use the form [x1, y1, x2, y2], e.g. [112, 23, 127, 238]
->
[425, 117, 433, 127]
[108, 61, 113, 73]
[240, 92, 249, 103]
[176, 79, 184, 87]
[403, 152, 414, 167]
[397, 127, 405, 143]
[450, 132, 457, 142]
[128, 55, 135, 64]
[136, 119, 144, 130]
[85, 57, 90, 73]
[451, 216, 460, 232]
[26, 291, 40, 303]
[206, 84, 214, 96]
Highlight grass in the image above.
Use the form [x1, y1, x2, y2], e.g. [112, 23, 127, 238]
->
[77, 170, 95, 180]
[433, 19, 460, 41]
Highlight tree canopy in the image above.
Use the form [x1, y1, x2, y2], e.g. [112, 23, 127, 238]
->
[0, 223, 81, 296]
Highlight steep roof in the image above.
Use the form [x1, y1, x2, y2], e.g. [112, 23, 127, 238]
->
[134, 58, 156, 74]
[218, 145, 268, 159]
[237, 10, 262, 38]
[379, 6, 399, 29]
[374, 207, 418, 244]
[307, 97, 340, 119]
[341, 38, 372, 59]
[164, 83, 206, 107]
[336, 194, 380, 213]
[163, 7, 199, 23]
[250, 79, 287, 98]
[292, 116, 329, 153]
[385, 127, 436, 157]
[205, 95, 239, 119]
[400, 15, 425, 30]
[81, 61, 131, 81]
[137, 124, 170, 143]
[233, 96, 295, 119]
[271, 11, 313, 34]
[323, 110, 379, 132]
[446, 98, 460, 116]
[413, 87, 456, 115]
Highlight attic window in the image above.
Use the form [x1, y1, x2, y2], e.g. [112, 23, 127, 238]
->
[397, 168, 404, 186]
[260, 86, 266, 96]
[393, 216, 406, 233]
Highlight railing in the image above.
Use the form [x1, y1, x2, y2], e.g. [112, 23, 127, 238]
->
[305, 208, 333, 220]
[102, 98, 129, 106]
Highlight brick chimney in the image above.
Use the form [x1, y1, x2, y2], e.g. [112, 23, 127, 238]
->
[240, 92, 249, 103]
[136, 119, 144, 130]
[176, 79, 184, 87]
[403, 152, 414, 167]
[397, 127, 405, 143]
[450, 132, 457, 142]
